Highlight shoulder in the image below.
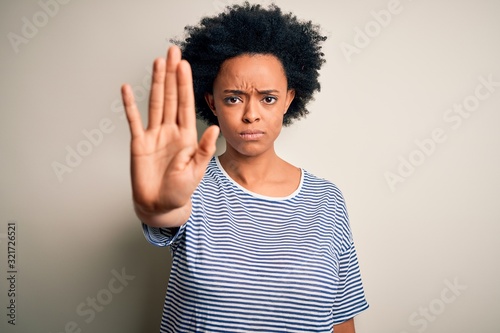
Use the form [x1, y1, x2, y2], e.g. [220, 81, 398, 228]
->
[196, 157, 221, 190]
[301, 169, 345, 201]
[299, 170, 353, 246]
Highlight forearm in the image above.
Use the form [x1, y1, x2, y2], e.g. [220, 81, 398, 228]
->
[333, 318, 355, 333]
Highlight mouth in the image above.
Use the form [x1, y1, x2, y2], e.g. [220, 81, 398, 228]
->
[239, 130, 265, 140]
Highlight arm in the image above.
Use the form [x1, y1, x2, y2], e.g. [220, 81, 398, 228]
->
[333, 318, 355, 333]
[121, 46, 219, 227]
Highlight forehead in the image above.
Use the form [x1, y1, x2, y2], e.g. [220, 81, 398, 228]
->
[214, 54, 287, 88]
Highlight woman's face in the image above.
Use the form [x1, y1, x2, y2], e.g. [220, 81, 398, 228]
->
[205, 54, 295, 159]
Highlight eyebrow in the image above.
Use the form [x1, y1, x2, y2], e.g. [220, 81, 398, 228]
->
[223, 89, 280, 95]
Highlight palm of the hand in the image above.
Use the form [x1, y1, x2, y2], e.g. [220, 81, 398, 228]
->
[121, 46, 219, 225]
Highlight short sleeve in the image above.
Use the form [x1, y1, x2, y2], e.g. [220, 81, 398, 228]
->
[332, 240, 369, 324]
[142, 222, 187, 248]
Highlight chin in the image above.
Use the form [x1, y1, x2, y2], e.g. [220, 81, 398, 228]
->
[224, 139, 275, 158]
[234, 146, 273, 158]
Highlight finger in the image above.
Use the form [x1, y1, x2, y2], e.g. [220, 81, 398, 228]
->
[177, 60, 196, 130]
[163, 45, 182, 124]
[121, 84, 144, 139]
[194, 125, 219, 168]
[147, 58, 166, 130]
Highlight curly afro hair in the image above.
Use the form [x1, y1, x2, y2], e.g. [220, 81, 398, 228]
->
[171, 2, 327, 126]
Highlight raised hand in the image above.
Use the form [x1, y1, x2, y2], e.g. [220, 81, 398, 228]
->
[121, 46, 219, 227]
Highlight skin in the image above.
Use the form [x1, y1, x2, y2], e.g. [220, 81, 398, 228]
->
[204, 53, 300, 197]
[121, 46, 219, 227]
[121, 45, 356, 333]
[334, 318, 356, 333]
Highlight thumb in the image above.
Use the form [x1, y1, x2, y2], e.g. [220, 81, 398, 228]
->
[194, 125, 219, 166]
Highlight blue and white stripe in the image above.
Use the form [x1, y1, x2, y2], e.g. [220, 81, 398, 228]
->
[143, 157, 368, 332]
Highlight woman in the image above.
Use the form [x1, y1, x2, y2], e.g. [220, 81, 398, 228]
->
[121, 3, 368, 332]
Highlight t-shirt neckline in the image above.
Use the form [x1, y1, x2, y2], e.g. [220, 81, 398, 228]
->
[214, 156, 304, 201]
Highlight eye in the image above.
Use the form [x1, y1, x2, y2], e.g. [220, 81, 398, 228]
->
[223, 96, 242, 105]
[262, 96, 278, 105]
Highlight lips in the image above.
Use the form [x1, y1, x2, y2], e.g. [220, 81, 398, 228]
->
[239, 130, 264, 140]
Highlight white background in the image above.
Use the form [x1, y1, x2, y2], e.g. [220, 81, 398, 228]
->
[1, 0, 499, 332]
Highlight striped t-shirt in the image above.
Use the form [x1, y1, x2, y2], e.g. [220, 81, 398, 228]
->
[143, 156, 369, 332]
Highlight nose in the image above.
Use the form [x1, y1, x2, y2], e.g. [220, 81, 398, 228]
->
[242, 99, 260, 123]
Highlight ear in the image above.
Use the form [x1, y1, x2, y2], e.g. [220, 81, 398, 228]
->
[284, 89, 296, 114]
[204, 92, 217, 116]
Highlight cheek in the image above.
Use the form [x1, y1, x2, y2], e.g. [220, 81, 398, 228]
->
[268, 114, 285, 135]
[273, 105, 287, 123]
[215, 114, 237, 138]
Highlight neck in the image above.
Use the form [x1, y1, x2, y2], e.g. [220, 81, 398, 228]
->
[217, 147, 301, 198]
[218, 149, 282, 186]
